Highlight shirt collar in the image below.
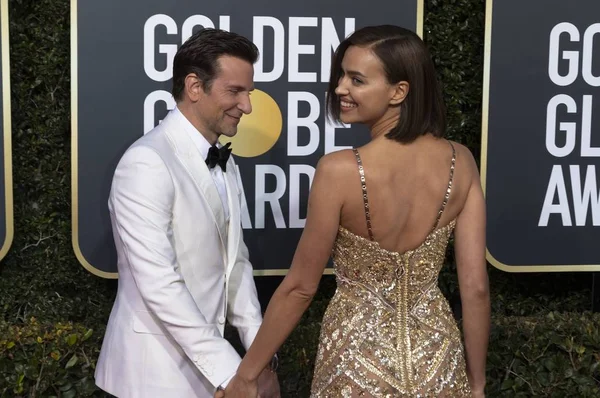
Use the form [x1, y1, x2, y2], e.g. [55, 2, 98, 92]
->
[172, 106, 219, 160]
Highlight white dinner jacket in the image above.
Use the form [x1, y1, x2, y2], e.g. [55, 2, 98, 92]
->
[94, 110, 263, 398]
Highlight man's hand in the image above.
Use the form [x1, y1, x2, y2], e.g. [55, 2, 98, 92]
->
[214, 389, 225, 398]
[472, 389, 485, 398]
[219, 374, 258, 398]
[257, 368, 280, 398]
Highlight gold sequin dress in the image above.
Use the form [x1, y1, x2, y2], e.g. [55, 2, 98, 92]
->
[310, 144, 471, 397]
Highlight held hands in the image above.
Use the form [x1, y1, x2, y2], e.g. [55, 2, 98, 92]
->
[214, 374, 257, 398]
[214, 368, 280, 398]
[256, 367, 280, 398]
[472, 389, 485, 398]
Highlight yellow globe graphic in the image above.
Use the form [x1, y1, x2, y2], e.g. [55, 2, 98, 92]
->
[219, 89, 282, 157]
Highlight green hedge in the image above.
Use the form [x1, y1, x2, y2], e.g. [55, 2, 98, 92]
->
[0, 0, 598, 396]
[3, 310, 600, 397]
[488, 312, 600, 397]
[0, 318, 100, 397]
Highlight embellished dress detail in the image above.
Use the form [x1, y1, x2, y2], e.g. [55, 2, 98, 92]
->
[311, 143, 471, 397]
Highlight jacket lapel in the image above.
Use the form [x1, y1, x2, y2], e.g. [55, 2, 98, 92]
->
[224, 159, 241, 275]
[161, 112, 228, 249]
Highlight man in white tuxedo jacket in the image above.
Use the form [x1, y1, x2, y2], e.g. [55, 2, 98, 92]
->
[95, 28, 279, 398]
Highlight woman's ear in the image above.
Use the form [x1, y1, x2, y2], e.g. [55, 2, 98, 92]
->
[390, 81, 409, 106]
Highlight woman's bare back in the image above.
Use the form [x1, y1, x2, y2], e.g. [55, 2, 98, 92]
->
[336, 134, 475, 254]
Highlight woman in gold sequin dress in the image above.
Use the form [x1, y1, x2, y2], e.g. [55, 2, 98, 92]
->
[220, 25, 490, 398]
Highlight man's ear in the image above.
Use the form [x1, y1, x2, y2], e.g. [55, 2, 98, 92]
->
[184, 73, 204, 102]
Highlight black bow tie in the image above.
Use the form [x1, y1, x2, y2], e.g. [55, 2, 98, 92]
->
[205, 142, 232, 172]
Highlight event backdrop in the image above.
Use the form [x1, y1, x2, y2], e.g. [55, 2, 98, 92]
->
[482, 0, 600, 271]
[71, 0, 423, 277]
[0, 0, 13, 262]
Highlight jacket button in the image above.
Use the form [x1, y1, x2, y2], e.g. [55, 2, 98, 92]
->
[218, 316, 226, 324]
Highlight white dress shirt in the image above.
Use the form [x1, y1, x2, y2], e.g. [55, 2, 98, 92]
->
[172, 107, 235, 388]
[173, 107, 230, 221]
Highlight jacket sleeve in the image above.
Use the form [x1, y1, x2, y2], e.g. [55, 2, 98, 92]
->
[109, 145, 239, 387]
